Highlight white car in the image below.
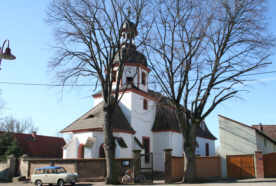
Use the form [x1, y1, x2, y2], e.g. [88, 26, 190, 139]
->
[31, 166, 78, 186]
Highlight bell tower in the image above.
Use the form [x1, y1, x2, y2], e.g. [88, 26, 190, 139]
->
[112, 15, 150, 92]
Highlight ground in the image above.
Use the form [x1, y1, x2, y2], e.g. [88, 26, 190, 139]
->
[2, 179, 276, 186]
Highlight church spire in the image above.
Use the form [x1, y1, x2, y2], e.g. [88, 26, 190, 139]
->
[120, 9, 137, 46]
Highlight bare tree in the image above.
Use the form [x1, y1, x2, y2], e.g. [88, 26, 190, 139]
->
[0, 116, 38, 133]
[146, 0, 274, 182]
[46, 0, 150, 183]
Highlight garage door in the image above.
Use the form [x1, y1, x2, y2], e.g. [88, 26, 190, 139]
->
[227, 154, 255, 178]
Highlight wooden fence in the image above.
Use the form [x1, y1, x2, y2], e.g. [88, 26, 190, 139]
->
[168, 155, 221, 182]
[263, 152, 276, 178]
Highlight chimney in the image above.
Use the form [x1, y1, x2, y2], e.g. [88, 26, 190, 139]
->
[259, 123, 263, 131]
[32, 131, 37, 141]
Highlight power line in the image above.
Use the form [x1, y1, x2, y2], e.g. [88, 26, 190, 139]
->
[0, 70, 275, 87]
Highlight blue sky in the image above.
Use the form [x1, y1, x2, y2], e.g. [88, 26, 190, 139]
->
[0, 0, 275, 145]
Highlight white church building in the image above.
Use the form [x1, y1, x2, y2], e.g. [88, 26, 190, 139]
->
[61, 19, 216, 171]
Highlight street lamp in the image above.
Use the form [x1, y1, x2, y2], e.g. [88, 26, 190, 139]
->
[0, 40, 16, 69]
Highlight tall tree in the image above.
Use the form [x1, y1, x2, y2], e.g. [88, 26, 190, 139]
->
[46, 0, 150, 183]
[0, 116, 38, 133]
[146, 0, 274, 182]
[0, 132, 22, 160]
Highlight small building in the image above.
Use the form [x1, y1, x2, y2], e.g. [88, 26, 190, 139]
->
[218, 115, 276, 177]
[0, 131, 65, 158]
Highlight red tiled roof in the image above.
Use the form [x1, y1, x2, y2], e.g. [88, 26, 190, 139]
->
[252, 125, 276, 141]
[0, 132, 65, 158]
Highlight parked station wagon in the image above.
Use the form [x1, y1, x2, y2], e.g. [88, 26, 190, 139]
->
[31, 166, 78, 186]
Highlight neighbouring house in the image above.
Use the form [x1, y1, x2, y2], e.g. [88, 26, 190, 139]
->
[61, 19, 217, 172]
[0, 131, 65, 158]
[218, 115, 276, 177]
[252, 124, 276, 141]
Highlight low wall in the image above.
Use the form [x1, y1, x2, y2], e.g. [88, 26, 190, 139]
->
[0, 160, 9, 171]
[20, 156, 133, 180]
[0, 156, 16, 181]
[196, 156, 221, 178]
[168, 155, 221, 182]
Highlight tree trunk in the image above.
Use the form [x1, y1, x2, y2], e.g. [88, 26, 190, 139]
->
[103, 103, 120, 184]
[183, 123, 197, 183]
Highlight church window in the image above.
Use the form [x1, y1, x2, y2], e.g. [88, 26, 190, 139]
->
[142, 72, 146, 85]
[126, 77, 133, 84]
[78, 144, 84, 159]
[99, 143, 105, 158]
[112, 71, 117, 82]
[205, 143, 209, 156]
[142, 137, 150, 163]
[143, 99, 148, 110]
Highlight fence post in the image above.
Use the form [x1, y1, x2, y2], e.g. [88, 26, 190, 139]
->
[254, 151, 264, 178]
[164, 148, 173, 183]
[7, 155, 16, 180]
[132, 149, 141, 181]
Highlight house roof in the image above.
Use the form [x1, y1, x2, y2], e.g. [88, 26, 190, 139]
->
[0, 132, 65, 158]
[61, 102, 135, 134]
[218, 115, 276, 144]
[152, 104, 217, 140]
[252, 124, 276, 141]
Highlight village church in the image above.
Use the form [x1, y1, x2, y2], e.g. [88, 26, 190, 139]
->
[61, 19, 216, 171]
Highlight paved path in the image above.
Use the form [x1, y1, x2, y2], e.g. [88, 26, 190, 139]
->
[1, 178, 276, 186]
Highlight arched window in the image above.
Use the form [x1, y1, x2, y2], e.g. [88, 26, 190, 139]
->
[78, 144, 84, 159]
[205, 143, 209, 156]
[99, 143, 105, 158]
[141, 72, 146, 85]
[143, 99, 148, 110]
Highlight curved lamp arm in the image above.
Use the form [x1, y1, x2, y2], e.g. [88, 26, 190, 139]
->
[0, 40, 16, 69]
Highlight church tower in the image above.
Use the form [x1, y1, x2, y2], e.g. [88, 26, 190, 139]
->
[112, 18, 150, 92]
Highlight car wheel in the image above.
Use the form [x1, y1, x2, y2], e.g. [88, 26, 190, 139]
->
[58, 179, 64, 186]
[35, 180, 42, 186]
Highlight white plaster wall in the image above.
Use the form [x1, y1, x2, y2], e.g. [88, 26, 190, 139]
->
[91, 132, 105, 158]
[118, 92, 132, 124]
[114, 133, 133, 158]
[219, 116, 257, 177]
[93, 97, 103, 106]
[256, 132, 276, 154]
[130, 93, 156, 140]
[152, 132, 170, 171]
[63, 136, 79, 159]
[196, 136, 216, 156]
[171, 132, 183, 157]
[74, 132, 94, 144]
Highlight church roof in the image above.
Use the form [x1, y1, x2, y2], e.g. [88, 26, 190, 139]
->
[113, 44, 147, 67]
[152, 103, 217, 140]
[61, 102, 135, 134]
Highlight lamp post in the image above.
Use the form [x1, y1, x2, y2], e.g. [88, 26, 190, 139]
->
[0, 40, 16, 70]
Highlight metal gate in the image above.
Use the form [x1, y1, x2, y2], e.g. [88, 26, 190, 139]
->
[140, 152, 153, 181]
[227, 154, 255, 179]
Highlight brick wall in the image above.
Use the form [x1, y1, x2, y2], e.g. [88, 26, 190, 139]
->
[20, 156, 133, 180]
